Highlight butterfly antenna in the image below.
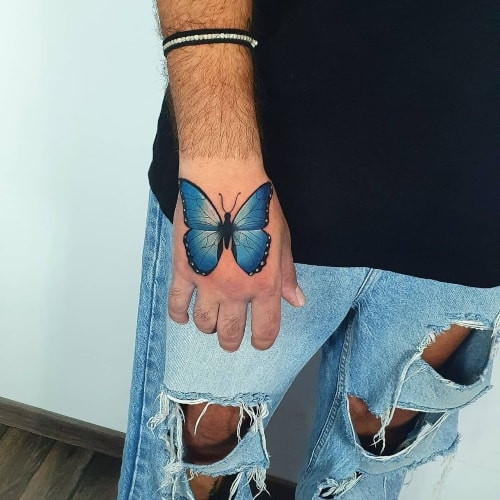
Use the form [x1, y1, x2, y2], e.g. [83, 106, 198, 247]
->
[229, 192, 241, 213]
[219, 192, 241, 213]
[218, 193, 226, 213]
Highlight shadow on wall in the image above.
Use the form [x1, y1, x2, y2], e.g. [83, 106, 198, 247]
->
[266, 353, 321, 482]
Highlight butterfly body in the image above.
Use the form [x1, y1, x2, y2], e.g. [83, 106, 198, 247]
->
[179, 179, 273, 276]
[221, 212, 235, 250]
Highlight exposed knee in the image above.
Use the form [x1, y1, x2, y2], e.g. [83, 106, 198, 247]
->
[349, 392, 423, 457]
[348, 396, 417, 436]
[348, 324, 473, 454]
[182, 403, 247, 464]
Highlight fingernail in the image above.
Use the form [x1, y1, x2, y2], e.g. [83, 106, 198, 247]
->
[295, 286, 306, 307]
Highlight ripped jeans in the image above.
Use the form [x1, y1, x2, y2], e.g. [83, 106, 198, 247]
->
[118, 191, 500, 500]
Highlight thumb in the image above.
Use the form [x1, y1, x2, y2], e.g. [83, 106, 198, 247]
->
[281, 239, 306, 307]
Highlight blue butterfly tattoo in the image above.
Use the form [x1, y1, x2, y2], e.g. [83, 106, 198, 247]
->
[178, 179, 273, 276]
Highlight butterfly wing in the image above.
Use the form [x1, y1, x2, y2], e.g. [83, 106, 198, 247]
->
[179, 179, 222, 230]
[231, 229, 271, 275]
[179, 179, 223, 275]
[184, 229, 223, 276]
[231, 182, 273, 275]
[232, 182, 273, 230]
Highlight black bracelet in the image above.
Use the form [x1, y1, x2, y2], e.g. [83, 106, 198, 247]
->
[162, 28, 258, 56]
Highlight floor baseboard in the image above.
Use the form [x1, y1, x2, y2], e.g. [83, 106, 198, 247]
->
[0, 396, 124, 458]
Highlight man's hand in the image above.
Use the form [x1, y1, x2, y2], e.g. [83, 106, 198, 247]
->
[167, 161, 305, 352]
[156, 0, 304, 350]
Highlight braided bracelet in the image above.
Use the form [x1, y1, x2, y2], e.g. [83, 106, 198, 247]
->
[163, 28, 258, 56]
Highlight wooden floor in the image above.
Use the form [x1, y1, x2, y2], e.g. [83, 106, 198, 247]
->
[0, 423, 120, 500]
[0, 422, 295, 500]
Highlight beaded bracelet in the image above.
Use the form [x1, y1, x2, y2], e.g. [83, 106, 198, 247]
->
[163, 28, 258, 56]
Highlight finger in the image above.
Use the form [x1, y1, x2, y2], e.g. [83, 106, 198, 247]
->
[192, 291, 219, 334]
[280, 237, 305, 307]
[216, 302, 247, 352]
[250, 293, 281, 350]
[168, 275, 195, 324]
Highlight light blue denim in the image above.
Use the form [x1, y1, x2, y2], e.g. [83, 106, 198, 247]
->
[118, 191, 500, 499]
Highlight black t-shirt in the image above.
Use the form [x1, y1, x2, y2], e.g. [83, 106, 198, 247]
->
[148, 0, 499, 288]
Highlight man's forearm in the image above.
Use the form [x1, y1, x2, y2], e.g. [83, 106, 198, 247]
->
[156, 0, 261, 162]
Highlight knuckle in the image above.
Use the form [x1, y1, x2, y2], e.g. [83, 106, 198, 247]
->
[193, 308, 215, 333]
[222, 278, 241, 296]
[264, 309, 280, 330]
[259, 280, 279, 295]
[168, 284, 192, 309]
[193, 307, 213, 323]
[169, 286, 183, 297]
[168, 286, 184, 304]
[220, 315, 242, 340]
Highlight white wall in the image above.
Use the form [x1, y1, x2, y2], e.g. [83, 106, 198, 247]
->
[1, 2, 499, 497]
[0, 0, 165, 431]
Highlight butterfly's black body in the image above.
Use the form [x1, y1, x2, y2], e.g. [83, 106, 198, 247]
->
[220, 212, 235, 250]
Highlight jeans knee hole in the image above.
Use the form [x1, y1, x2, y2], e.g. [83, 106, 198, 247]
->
[348, 395, 420, 456]
[183, 403, 253, 464]
[428, 328, 493, 385]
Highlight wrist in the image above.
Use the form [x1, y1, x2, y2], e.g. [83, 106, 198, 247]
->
[179, 155, 265, 177]
[178, 160, 270, 200]
[167, 43, 260, 160]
